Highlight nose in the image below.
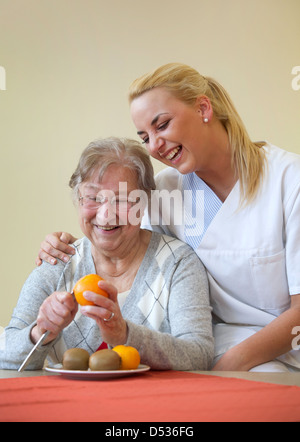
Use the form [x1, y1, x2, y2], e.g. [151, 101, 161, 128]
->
[95, 200, 117, 226]
[148, 134, 165, 156]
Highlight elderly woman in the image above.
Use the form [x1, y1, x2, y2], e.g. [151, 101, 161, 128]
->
[0, 137, 213, 371]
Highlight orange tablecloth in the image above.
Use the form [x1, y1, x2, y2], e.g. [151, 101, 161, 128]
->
[0, 371, 300, 422]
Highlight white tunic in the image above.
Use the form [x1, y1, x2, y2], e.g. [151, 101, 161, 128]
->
[143, 143, 300, 370]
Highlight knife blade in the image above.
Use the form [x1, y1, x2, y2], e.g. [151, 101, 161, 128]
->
[18, 330, 51, 372]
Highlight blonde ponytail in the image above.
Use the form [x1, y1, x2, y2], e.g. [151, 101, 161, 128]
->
[205, 76, 266, 204]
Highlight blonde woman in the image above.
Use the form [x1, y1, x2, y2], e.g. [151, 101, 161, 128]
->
[37, 63, 300, 372]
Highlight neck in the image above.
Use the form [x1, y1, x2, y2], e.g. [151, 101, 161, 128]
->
[196, 121, 237, 202]
[91, 229, 152, 292]
[196, 159, 237, 202]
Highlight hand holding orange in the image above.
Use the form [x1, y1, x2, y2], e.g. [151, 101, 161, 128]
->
[73, 274, 109, 306]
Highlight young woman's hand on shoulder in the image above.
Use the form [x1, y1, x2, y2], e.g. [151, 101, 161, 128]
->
[36, 232, 77, 266]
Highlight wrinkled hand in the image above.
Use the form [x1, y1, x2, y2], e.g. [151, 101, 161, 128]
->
[31, 292, 78, 345]
[80, 280, 128, 347]
[35, 232, 77, 266]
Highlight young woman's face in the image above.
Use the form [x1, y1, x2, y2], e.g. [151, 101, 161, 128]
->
[130, 87, 211, 175]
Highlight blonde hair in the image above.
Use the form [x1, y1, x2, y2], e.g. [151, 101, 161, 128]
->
[129, 63, 266, 204]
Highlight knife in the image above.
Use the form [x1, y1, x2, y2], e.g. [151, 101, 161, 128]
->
[18, 330, 51, 372]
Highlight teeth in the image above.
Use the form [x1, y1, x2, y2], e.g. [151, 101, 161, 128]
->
[97, 226, 118, 231]
[165, 147, 181, 160]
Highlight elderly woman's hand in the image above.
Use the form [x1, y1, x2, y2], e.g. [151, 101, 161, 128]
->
[31, 292, 78, 345]
[80, 281, 128, 347]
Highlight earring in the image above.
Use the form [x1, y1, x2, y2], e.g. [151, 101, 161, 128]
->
[203, 118, 209, 123]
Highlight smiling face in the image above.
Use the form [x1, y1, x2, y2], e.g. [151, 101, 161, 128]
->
[130, 87, 213, 175]
[78, 164, 144, 256]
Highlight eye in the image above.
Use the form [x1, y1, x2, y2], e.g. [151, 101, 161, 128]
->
[157, 120, 170, 131]
[141, 136, 149, 145]
[86, 195, 97, 202]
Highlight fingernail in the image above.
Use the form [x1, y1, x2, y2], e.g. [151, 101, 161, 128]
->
[63, 256, 69, 263]
[51, 258, 56, 264]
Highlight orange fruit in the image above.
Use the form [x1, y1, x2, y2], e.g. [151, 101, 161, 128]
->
[112, 345, 141, 370]
[73, 274, 108, 306]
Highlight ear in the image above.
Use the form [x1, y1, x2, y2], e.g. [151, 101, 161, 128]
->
[195, 95, 213, 122]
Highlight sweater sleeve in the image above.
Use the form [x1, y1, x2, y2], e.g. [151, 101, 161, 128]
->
[0, 262, 65, 370]
[125, 249, 214, 371]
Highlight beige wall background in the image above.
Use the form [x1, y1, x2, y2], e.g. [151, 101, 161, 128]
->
[0, 0, 299, 326]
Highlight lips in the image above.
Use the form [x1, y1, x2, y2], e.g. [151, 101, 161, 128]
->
[95, 225, 120, 232]
[159, 146, 182, 162]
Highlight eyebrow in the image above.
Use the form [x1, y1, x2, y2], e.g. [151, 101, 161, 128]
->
[137, 113, 169, 135]
[83, 183, 100, 190]
[81, 184, 129, 195]
[80, 183, 103, 194]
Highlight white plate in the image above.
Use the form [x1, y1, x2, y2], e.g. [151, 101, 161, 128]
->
[45, 364, 150, 380]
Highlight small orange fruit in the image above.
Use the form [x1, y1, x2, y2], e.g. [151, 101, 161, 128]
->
[112, 345, 141, 370]
[73, 274, 108, 306]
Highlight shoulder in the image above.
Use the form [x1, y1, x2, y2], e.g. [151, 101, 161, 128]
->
[155, 167, 183, 190]
[148, 233, 208, 291]
[25, 237, 93, 293]
[22, 257, 67, 295]
[149, 231, 200, 264]
[264, 143, 300, 202]
[265, 143, 300, 177]
[36, 237, 91, 276]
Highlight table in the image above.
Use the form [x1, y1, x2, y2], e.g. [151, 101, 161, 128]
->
[193, 370, 300, 387]
[1, 369, 300, 386]
[1, 369, 300, 422]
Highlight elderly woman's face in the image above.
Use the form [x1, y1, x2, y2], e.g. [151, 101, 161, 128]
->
[78, 164, 143, 253]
